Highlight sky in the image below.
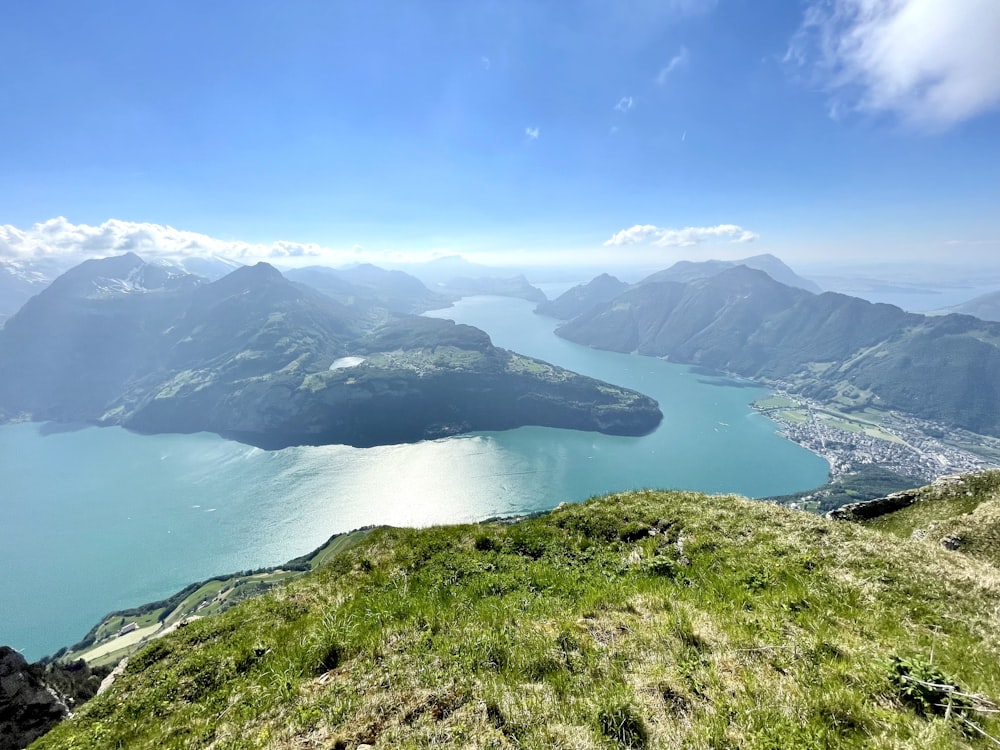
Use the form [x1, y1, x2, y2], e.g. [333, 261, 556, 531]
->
[1, 0, 998, 270]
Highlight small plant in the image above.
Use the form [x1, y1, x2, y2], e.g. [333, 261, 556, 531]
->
[473, 532, 497, 552]
[595, 690, 649, 748]
[887, 655, 970, 718]
[643, 554, 680, 578]
[619, 521, 652, 542]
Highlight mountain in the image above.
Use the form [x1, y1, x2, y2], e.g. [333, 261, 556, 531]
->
[284, 263, 451, 314]
[533, 255, 818, 324]
[935, 289, 1000, 322]
[153, 254, 244, 280]
[535, 273, 630, 319]
[435, 274, 547, 303]
[0, 253, 205, 420]
[390, 255, 547, 302]
[0, 262, 48, 321]
[28, 471, 1000, 748]
[557, 266, 1000, 436]
[639, 253, 822, 293]
[0, 254, 241, 324]
[0, 257, 78, 322]
[0, 254, 661, 448]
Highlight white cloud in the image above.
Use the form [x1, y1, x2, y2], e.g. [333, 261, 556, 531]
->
[604, 223, 758, 248]
[525, 126, 540, 140]
[480, 56, 491, 70]
[604, 225, 662, 246]
[0, 217, 368, 266]
[788, 0, 1000, 129]
[655, 46, 689, 85]
[614, 96, 634, 113]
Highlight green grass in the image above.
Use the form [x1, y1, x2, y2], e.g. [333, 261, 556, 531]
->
[776, 408, 811, 424]
[751, 395, 799, 410]
[35, 486, 1000, 749]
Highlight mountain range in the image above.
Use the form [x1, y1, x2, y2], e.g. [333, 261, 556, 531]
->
[0, 253, 661, 448]
[637, 253, 821, 292]
[535, 254, 819, 321]
[554, 265, 1000, 436]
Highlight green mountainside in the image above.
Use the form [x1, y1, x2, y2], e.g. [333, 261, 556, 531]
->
[31, 472, 1000, 749]
[0, 254, 661, 448]
[557, 266, 1000, 436]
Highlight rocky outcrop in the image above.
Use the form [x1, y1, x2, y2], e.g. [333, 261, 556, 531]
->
[0, 647, 68, 750]
[825, 474, 970, 523]
[0, 647, 111, 749]
[824, 490, 920, 522]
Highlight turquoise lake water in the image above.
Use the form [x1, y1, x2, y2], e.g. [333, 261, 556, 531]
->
[0, 296, 828, 659]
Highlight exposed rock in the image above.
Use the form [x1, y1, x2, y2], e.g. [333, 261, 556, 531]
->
[933, 474, 965, 487]
[825, 490, 920, 522]
[940, 534, 963, 551]
[0, 647, 68, 750]
[98, 657, 129, 696]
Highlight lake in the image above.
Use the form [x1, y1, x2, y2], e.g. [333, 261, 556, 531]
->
[0, 296, 827, 660]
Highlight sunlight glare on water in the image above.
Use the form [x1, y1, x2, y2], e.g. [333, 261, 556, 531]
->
[0, 295, 828, 659]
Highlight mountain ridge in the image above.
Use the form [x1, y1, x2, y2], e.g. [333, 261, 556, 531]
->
[557, 266, 1000, 437]
[0, 254, 662, 448]
[536, 254, 820, 322]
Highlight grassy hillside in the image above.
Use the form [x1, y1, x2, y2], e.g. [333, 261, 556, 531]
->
[857, 471, 1000, 568]
[35, 483, 1000, 749]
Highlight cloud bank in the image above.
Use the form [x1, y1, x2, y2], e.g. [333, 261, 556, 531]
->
[789, 0, 1000, 129]
[604, 223, 758, 248]
[0, 217, 363, 265]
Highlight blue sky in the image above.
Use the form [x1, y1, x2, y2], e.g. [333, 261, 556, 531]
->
[1, 0, 998, 268]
